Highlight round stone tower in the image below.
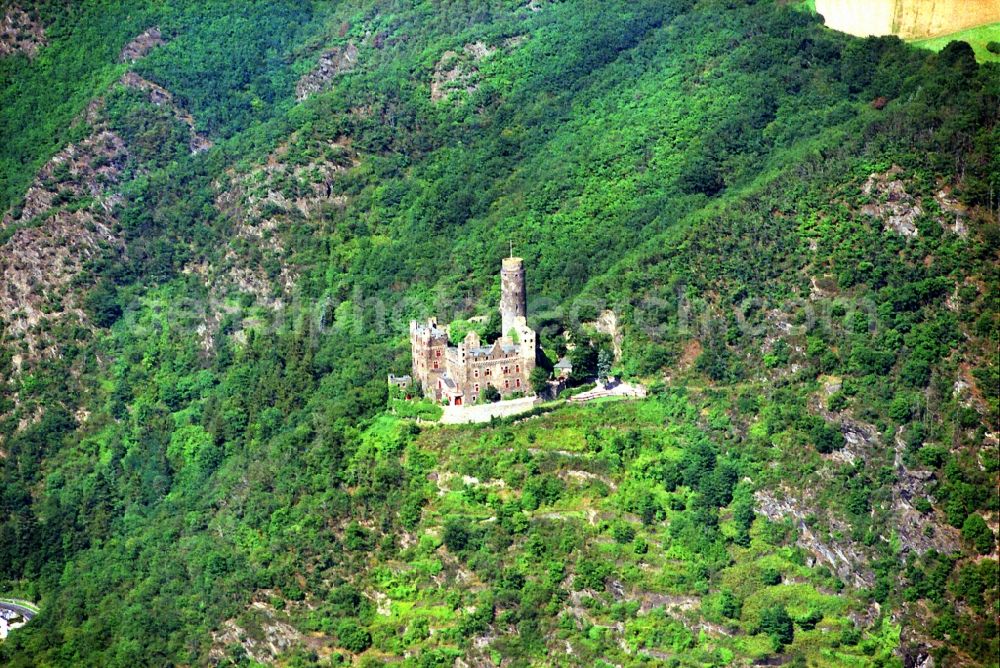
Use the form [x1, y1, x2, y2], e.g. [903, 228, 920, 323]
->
[500, 256, 526, 338]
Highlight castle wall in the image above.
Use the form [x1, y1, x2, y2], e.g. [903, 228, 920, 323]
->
[454, 345, 532, 399]
[410, 321, 449, 400]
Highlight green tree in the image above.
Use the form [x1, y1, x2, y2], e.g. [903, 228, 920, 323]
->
[479, 384, 501, 403]
[759, 605, 794, 649]
[336, 620, 372, 654]
[961, 514, 995, 555]
[529, 367, 550, 396]
[597, 348, 613, 383]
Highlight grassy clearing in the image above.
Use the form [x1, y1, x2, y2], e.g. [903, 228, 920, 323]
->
[910, 22, 1000, 62]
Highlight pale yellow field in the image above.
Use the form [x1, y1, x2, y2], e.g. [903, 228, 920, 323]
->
[815, 0, 1000, 39]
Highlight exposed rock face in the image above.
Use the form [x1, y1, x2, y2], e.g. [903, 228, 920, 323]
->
[119, 26, 165, 62]
[120, 72, 212, 153]
[1, 68, 214, 372]
[295, 42, 358, 100]
[891, 428, 960, 557]
[431, 42, 495, 102]
[0, 5, 45, 58]
[0, 130, 127, 368]
[2, 130, 127, 230]
[199, 135, 358, 319]
[585, 309, 623, 361]
[429, 36, 527, 104]
[934, 187, 968, 237]
[861, 167, 921, 237]
[860, 167, 976, 239]
[755, 488, 876, 588]
[210, 600, 310, 665]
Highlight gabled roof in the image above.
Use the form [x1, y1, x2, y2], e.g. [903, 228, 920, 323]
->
[554, 356, 573, 369]
[469, 339, 521, 358]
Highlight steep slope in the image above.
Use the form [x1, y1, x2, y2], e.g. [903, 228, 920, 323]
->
[0, 1, 996, 666]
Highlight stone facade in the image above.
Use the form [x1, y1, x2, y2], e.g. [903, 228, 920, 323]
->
[408, 257, 537, 405]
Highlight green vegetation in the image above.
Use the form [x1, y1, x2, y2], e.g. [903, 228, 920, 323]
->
[0, 0, 997, 666]
[910, 22, 1000, 63]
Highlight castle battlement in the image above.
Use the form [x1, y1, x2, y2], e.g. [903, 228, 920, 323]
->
[403, 257, 538, 406]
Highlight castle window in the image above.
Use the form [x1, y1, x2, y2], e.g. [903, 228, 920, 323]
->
[474, 384, 480, 393]
[474, 369, 479, 378]
[503, 366, 509, 374]
[515, 365, 520, 373]
[504, 379, 510, 389]
[485, 369, 491, 377]
[432, 361, 439, 370]
[516, 378, 521, 388]
[435, 350, 441, 358]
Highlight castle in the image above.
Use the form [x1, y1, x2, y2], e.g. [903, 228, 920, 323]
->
[406, 256, 537, 406]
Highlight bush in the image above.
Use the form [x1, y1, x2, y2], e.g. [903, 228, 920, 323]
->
[796, 609, 823, 630]
[961, 514, 995, 555]
[611, 521, 635, 544]
[336, 620, 372, 654]
[479, 385, 501, 403]
[987, 41, 1000, 55]
[760, 567, 782, 586]
[443, 518, 471, 552]
[574, 558, 610, 591]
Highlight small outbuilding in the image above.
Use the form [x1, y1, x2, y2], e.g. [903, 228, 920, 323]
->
[554, 356, 573, 378]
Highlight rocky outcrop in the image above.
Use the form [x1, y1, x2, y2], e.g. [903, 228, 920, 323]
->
[755, 487, 876, 588]
[0, 5, 45, 58]
[1, 69, 214, 372]
[295, 42, 358, 100]
[119, 26, 165, 62]
[195, 135, 358, 322]
[210, 599, 311, 665]
[2, 130, 127, 230]
[0, 130, 127, 368]
[861, 167, 922, 237]
[431, 42, 496, 102]
[429, 36, 526, 104]
[585, 309, 623, 361]
[120, 72, 212, 153]
[891, 428, 961, 557]
[859, 167, 975, 239]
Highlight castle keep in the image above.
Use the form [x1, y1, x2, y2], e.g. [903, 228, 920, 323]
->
[409, 257, 537, 406]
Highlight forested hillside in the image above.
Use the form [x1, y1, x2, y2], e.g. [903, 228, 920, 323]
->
[0, 0, 997, 666]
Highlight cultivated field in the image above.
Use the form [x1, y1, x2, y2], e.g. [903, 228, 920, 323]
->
[815, 0, 1000, 39]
